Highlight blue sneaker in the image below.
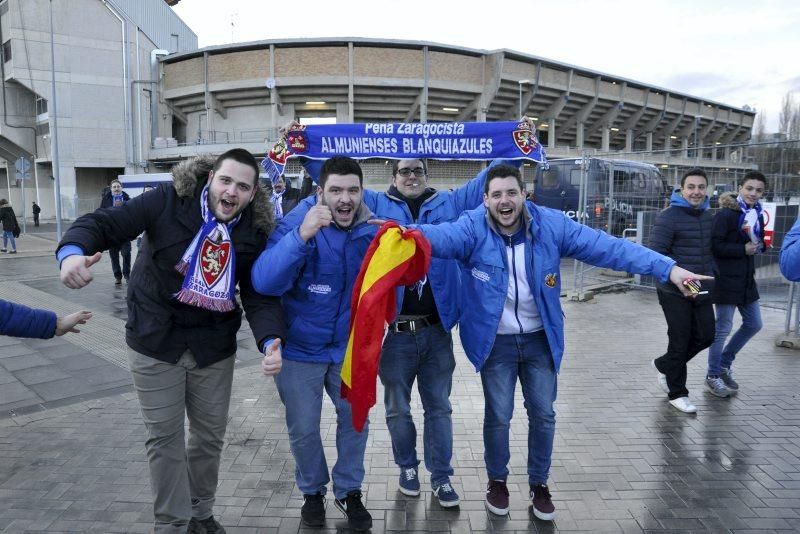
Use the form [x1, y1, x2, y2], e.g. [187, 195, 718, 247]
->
[433, 481, 460, 508]
[398, 466, 420, 496]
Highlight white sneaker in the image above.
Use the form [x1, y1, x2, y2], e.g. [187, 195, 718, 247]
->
[668, 396, 697, 413]
[652, 359, 669, 394]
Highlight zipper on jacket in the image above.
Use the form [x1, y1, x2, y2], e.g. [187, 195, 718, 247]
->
[504, 234, 524, 334]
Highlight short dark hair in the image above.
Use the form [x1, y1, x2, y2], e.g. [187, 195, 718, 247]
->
[110, 179, 122, 187]
[740, 170, 767, 189]
[213, 148, 260, 185]
[319, 156, 363, 188]
[391, 158, 428, 176]
[681, 168, 708, 187]
[485, 164, 523, 194]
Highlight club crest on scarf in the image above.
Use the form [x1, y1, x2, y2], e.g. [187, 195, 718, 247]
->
[512, 121, 539, 156]
[200, 235, 231, 287]
[287, 124, 308, 154]
[174, 186, 240, 312]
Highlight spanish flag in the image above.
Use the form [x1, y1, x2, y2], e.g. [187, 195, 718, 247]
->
[341, 222, 431, 432]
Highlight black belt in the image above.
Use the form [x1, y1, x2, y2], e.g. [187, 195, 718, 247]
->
[391, 316, 440, 333]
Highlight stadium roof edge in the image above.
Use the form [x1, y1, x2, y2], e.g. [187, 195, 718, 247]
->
[160, 37, 755, 116]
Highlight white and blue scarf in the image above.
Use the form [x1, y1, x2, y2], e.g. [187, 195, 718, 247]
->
[736, 195, 763, 244]
[270, 189, 285, 220]
[175, 186, 240, 312]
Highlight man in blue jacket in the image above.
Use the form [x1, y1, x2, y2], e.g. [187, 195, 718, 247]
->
[781, 218, 800, 281]
[415, 165, 706, 521]
[251, 156, 376, 531]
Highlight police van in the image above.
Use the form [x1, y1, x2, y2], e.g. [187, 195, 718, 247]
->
[533, 158, 669, 236]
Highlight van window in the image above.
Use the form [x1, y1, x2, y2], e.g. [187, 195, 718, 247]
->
[613, 168, 630, 192]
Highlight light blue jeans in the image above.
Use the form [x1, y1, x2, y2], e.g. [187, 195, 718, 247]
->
[480, 330, 557, 485]
[274, 358, 368, 500]
[707, 301, 763, 376]
[2, 230, 16, 251]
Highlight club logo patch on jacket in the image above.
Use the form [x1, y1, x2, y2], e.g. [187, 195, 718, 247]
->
[544, 273, 558, 288]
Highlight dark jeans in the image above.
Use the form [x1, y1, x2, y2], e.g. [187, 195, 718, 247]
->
[378, 323, 455, 487]
[110, 241, 132, 280]
[33, 214, 39, 226]
[655, 289, 715, 400]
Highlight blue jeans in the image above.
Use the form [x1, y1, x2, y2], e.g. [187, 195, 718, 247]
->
[2, 231, 16, 251]
[480, 330, 557, 485]
[378, 323, 455, 487]
[274, 358, 368, 500]
[708, 301, 763, 376]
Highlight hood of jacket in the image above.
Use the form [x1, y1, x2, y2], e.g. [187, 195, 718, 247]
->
[719, 191, 742, 211]
[170, 155, 273, 235]
[670, 189, 709, 211]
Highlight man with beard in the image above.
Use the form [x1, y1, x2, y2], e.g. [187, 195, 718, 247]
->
[251, 156, 376, 531]
[57, 149, 286, 534]
[412, 164, 710, 521]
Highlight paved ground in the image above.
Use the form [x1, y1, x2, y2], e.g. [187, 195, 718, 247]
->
[1, 246, 799, 533]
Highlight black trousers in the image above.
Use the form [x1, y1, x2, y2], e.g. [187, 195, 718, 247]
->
[33, 214, 39, 226]
[655, 289, 715, 400]
[109, 241, 132, 280]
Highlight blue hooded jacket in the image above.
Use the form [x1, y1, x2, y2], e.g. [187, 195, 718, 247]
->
[300, 158, 519, 330]
[251, 196, 377, 363]
[781, 218, 800, 281]
[1, 299, 57, 339]
[418, 203, 676, 372]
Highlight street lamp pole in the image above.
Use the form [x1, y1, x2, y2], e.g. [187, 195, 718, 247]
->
[49, 0, 63, 240]
[518, 79, 531, 118]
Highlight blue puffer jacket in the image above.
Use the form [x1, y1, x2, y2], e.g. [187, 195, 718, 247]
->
[300, 159, 519, 329]
[418, 203, 676, 372]
[781, 218, 800, 282]
[251, 196, 377, 363]
[0, 299, 57, 339]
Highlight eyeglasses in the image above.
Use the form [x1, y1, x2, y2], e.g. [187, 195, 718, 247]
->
[397, 168, 426, 178]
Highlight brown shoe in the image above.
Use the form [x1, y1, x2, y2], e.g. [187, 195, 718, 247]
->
[530, 484, 555, 520]
[485, 480, 509, 515]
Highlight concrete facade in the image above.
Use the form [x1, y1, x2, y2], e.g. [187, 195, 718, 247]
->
[154, 38, 756, 175]
[0, 0, 196, 220]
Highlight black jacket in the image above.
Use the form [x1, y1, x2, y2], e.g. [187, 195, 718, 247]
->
[648, 195, 715, 295]
[100, 189, 130, 209]
[711, 192, 762, 305]
[0, 205, 17, 233]
[58, 156, 287, 367]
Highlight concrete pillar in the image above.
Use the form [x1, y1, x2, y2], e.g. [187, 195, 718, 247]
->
[711, 146, 718, 160]
[681, 138, 689, 158]
[576, 123, 584, 148]
[646, 132, 653, 153]
[724, 146, 732, 161]
[664, 137, 672, 155]
[336, 103, 349, 123]
[601, 128, 610, 152]
[548, 118, 556, 149]
[57, 165, 78, 219]
[625, 129, 633, 151]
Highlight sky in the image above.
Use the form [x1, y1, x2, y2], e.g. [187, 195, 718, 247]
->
[172, 0, 800, 132]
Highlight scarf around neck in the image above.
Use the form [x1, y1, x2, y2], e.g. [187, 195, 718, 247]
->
[271, 189, 285, 220]
[174, 185, 241, 312]
[736, 194, 763, 244]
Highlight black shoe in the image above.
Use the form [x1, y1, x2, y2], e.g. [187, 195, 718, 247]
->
[334, 490, 372, 531]
[114, 278, 122, 286]
[301, 493, 326, 527]
[7, 250, 16, 254]
[187, 515, 226, 533]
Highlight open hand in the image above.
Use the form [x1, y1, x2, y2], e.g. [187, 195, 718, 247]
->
[55, 310, 92, 336]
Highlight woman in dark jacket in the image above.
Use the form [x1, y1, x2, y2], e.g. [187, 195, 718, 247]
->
[707, 171, 767, 395]
[0, 198, 19, 253]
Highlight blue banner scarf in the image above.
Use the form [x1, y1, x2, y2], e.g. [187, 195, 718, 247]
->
[270, 189, 285, 220]
[261, 120, 547, 182]
[736, 194, 763, 244]
[174, 186, 240, 312]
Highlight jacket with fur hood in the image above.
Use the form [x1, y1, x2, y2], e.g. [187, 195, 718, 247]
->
[711, 192, 763, 305]
[57, 155, 286, 367]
